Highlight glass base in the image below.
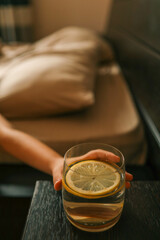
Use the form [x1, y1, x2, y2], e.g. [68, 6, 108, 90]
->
[66, 214, 121, 232]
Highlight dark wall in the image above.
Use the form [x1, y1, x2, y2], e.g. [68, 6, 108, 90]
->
[107, 0, 160, 172]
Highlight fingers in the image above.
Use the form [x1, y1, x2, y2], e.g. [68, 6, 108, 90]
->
[54, 179, 62, 191]
[125, 172, 133, 181]
[68, 149, 120, 165]
[53, 169, 62, 191]
[84, 149, 120, 163]
[125, 181, 131, 189]
[125, 171, 133, 189]
[52, 158, 63, 191]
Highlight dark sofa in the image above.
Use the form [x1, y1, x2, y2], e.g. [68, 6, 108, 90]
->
[107, 0, 160, 179]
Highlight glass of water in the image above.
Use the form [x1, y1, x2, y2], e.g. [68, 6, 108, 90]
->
[62, 143, 125, 232]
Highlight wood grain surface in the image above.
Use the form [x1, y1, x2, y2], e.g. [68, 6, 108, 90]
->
[22, 181, 160, 240]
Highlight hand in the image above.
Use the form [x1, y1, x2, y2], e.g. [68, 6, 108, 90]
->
[53, 149, 133, 191]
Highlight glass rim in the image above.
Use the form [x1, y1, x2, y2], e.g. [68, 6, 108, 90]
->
[64, 142, 125, 171]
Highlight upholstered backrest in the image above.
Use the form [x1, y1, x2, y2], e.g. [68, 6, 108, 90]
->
[107, 0, 160, 169]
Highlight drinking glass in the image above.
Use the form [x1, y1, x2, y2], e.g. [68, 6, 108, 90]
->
[62, 143, 125, 232]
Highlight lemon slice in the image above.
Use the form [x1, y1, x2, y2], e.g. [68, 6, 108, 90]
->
[65, 160, 120, 197]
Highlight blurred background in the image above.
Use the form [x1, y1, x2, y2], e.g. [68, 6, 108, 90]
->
[0, 0, 113, 42]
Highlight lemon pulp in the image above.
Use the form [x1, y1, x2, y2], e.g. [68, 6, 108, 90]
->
[65, 160, 120, 197]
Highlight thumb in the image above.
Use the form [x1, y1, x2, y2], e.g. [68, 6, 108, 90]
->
[54, 178, 62, 191]
[52, 157, 64, 191]
[52, 166, 63, 191]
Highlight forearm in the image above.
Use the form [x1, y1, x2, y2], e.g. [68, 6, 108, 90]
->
[1, 128, 62, 175]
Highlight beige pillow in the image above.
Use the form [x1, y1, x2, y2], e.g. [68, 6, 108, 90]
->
[0, 27, 114, 118]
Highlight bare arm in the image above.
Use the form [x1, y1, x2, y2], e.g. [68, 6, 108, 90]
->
[0, 115, 63, 190]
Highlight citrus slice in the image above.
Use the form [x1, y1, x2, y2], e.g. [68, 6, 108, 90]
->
[66, 160, 120, 197]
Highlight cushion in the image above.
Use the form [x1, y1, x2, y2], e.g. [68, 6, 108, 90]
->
[0, 27, 114, 118]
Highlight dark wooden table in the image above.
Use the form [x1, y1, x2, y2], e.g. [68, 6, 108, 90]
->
[22, 181, 160, 240]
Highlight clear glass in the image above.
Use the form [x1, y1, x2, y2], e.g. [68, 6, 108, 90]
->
[62, 143, 125, 232]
